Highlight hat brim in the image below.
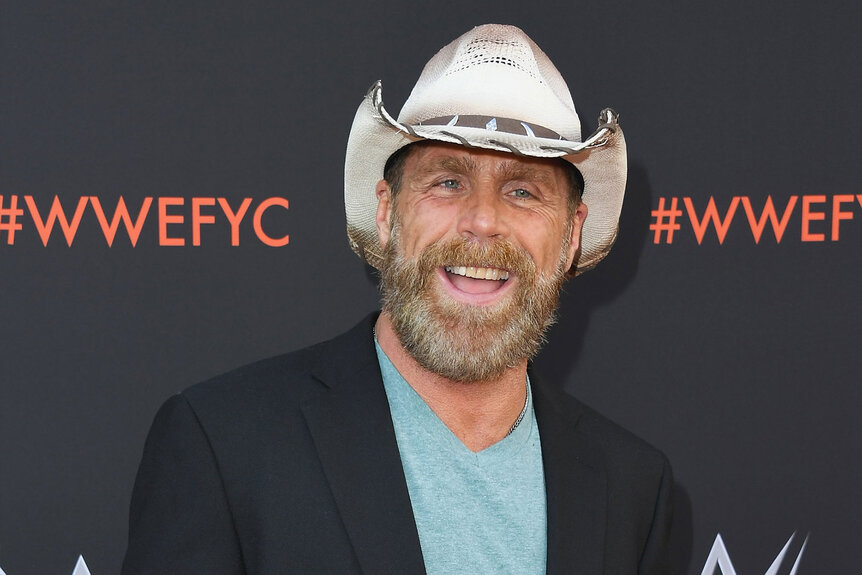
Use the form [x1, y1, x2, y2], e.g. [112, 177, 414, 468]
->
[345, 82, 627, 275]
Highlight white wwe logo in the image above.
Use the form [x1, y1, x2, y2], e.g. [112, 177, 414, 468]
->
[0, 555, 90, 575]
[701, 533, 808, 575]
[0, 534, 811, 575]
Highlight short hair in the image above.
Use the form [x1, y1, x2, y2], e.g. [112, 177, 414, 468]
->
[383, 142, 584, 215]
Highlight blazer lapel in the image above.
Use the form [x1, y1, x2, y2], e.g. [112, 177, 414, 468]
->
[532, 373, 607, 575]
[300, 315, 427, 575]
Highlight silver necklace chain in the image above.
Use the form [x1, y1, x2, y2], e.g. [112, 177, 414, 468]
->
[506, 382, 529, 437]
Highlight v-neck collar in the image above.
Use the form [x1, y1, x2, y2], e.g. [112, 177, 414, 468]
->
[375, 339, 536, 466]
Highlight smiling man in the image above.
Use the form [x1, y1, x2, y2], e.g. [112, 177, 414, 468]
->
[123, 24, 673, 575]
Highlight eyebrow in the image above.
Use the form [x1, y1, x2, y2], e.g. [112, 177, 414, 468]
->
[495, 162, 555, 186]
[416, 154, 554, 186]
[416, 155, 479, 176]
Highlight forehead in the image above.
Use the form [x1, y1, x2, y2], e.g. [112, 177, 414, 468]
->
[403, 142, 570, 184]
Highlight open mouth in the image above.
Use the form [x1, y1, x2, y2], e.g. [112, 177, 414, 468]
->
[441, 265, 512, 301]
[444, 266, 510, 281]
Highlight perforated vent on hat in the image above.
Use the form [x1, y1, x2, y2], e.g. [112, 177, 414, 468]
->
[445, 36, 542, 80]
[399, 24, 581, 142]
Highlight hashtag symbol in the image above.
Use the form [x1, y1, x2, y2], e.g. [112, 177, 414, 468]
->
[0, 195, 24, 245]
[650, 197, 682, 244]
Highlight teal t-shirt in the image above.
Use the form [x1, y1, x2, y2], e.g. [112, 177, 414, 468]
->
[376, 341, 547, 575]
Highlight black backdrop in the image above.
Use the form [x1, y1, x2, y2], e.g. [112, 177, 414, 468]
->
[1, 1, 859, 573]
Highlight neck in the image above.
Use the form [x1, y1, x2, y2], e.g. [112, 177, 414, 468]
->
[376, 312, 528, 452]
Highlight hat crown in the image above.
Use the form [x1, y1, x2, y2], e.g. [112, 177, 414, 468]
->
[399, 24, 581, 141]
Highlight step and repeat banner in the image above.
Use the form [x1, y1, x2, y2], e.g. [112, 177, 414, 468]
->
[1, 2, 859, 574]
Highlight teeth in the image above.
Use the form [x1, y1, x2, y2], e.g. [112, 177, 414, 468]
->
[444, 266, 509, 281]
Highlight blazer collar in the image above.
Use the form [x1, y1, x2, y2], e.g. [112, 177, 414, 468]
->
[301, 313, 427, 574]
[532, 371, 608, 575]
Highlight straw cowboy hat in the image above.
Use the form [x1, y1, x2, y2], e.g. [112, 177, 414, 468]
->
[344, 24, 626, 275]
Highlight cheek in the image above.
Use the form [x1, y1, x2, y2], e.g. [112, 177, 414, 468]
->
[534, 236, 567, 270]
[516, 214, 570, 267]
[397, 202, 459, 253]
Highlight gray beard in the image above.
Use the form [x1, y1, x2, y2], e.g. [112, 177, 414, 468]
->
[379, 224, 568, 383]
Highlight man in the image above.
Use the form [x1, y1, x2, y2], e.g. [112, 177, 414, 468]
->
[123, 24, 672, 574]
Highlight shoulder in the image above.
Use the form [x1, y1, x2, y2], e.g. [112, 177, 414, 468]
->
[574, 397, 668, 469]
[139, 314, 380, 479]
[533, 375, 670, 481]
[180, 313, 379, 417]
[143, 313, 380, 458]
[183, 339, 323, 409]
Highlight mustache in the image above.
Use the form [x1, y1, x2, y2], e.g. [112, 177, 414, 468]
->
[389, 237, 539, 298]
[415, 237, 536, 277]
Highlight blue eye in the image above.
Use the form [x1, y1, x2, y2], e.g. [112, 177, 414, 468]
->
[511, 188, 532, 199]
[441, 179, 459, 188]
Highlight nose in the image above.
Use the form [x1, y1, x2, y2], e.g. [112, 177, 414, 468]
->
[456, 186, 510, 240]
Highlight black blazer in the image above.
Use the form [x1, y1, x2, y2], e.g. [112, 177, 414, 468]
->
[122, 314, 673, 574]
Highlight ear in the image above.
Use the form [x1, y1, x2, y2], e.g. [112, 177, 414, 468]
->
[564, 201, 588, 270]
[375, 179, 393, 248]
